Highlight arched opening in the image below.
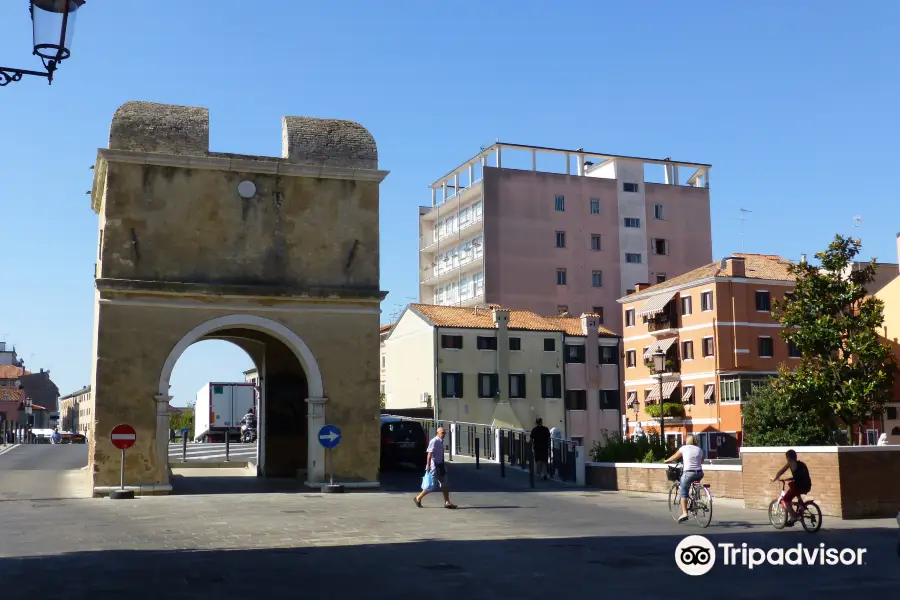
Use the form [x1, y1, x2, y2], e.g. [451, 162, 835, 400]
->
[160, 315, 324, 482]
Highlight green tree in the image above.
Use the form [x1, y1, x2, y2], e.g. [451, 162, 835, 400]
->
[379, 392, 386, 410]
[772, 235, 896, 445]
[169, 400, 195, 439]
[742, 369, 839, 446]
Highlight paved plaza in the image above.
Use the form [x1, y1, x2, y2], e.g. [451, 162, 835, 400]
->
[0, 446, 897, 599]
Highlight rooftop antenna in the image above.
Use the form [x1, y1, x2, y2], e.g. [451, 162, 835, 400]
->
[737, 208, 752, 253]
[852, 215, 863, 270]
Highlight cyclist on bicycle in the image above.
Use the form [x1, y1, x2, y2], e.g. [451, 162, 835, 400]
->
[663, 435, 703, 523]
[771, 449, 812, 525]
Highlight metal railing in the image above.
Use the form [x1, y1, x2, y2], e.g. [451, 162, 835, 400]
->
[455, 422, 496, 461]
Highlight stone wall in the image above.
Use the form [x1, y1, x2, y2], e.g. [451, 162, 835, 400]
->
[585, 462, 744, 499]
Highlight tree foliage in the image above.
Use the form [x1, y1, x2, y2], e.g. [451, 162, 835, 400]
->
[769, 235, 895, 444]
[168, 400, 195, 439]
[379, 392, 386, 409]
[742, 369, 839, 446]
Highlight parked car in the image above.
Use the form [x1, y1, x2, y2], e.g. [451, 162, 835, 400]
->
[380, 416, 427, 471]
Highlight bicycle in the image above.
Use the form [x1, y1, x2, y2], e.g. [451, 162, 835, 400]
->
[667, 464, 713, 528]
[768, 478, 822, 533]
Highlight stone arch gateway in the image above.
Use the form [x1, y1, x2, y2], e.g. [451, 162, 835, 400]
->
[87, 101, 388, 496]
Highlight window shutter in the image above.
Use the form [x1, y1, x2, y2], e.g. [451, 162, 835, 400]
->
[651, 239, 657, 255]
[441, 374, 448, 397]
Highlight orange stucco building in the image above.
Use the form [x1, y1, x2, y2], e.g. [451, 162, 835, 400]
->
[618, 254, 797, 458]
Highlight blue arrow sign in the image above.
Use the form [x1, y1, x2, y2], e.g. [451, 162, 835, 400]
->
[318, 424, 342, 449]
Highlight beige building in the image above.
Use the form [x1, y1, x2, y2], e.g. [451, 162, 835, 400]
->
[59, 385, 92, 436]
[382, 303, 621, 446]
[874, 234, 900, 444]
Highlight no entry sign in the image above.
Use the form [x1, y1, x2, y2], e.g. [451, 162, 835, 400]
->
[110, 424, 136, 450]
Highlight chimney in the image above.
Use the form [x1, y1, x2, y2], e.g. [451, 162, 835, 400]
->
[725, 256, 746, 277]
[492, 307, 510, 329]
[800, 253, 807, 264]
[634, 283, 652, 292]
[580, 312, 601, 336]
[896, 233, 900, 271]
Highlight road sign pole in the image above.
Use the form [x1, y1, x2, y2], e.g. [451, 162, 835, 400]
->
[109, 424, 137, 500]
[120, 448, 125, 490]
[329, 448, 334, 487]
[318, 424, 344, 494]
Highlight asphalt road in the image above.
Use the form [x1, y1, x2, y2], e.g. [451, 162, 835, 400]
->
[0, 444, 89, 501]
[0, 453, 897, 598]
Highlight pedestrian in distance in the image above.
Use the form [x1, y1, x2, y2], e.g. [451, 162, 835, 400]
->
[414, 426, 457, 509]
[531, 418, 551, 481]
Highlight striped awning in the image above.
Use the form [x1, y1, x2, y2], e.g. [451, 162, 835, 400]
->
[637, 289, 678, 317]
[643, 336, 678, 360]
[626, 390, 637, 405]
[704, 385, 715, 401]
[645, 380, 679, 402]
[682, 386, 694, 403]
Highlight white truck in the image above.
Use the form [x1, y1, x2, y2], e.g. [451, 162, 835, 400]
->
[194, 382, 256, 443]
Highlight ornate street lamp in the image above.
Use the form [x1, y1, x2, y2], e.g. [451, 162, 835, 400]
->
[652, 349, 667, 446]
[1, 1, 87, 87]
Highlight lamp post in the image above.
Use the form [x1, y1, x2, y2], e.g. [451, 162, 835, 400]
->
[652, 349, 667, 447]
[1, 1, 87, 87]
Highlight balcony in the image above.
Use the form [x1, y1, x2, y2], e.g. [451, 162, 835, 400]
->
[421, 252, 484, 285]
[648, 313, 678, 336]
[420, 214, 483, 251]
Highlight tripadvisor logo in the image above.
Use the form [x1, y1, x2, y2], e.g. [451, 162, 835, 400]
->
[675, 535, 867, 575]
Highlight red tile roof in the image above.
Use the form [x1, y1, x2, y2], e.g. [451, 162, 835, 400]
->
[408, 304, 618, 337]
[622, 253, 796, 300]
[0, 365, 29, 379]
[0, 388, 23, 403]
[379, 323, 395, 333]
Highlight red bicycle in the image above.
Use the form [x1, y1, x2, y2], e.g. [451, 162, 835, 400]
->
[768, 478, 822, 533]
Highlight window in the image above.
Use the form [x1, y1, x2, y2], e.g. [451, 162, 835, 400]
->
[866, 429, 878, 446]
[758, 337, 773, 358]
[682, 340, 694, 360]
[555, 195, 565, 211]
[565, 390, 587, 410]
[557, 268, 567, 285]
[683, 386, 695, 406]
[509, 337, 522, 351]
[784, 291, 796, 302]
[599, 389, 619, 410]
[624, 217, 641, 228]
[652, 239, 669, 255]
[592, 270, 603, 287]
[653, 274, 665, 284]
[557, 305, 568, 314]
[626, 349, 637, 368]
[592, 306, 604, 323]
[681, 296, 692, 316]
[626, 253, 642, 264]
[541, 374, 562, 398]
[702, 337, 715, 357]
[626, 288, 636, 295]
[477, 373, 499, 398]
[591, 234, 602, 251]
[755, 291, 771, 312]
[476, 336, 497, 351]
[543, 338, 556, 352]
[564, 344, 586, 364]
[654, 204, 665, 220]
[787, 340, 801, 358]
[623, 182, 639, 193]
[441, 373, 463, 398]
[441, 335, 463, 349]
[556, 231, 566, 248]
[590, 198, 600, 214]
[703, 384, 716, 404]
[701, 291, 713, 311]
[509, 374, 526, 399]
[719, 376, 768, 403]
[625, 309, 635, 327]
[886, 407, 898, 420]
[600, 345, 618, 365]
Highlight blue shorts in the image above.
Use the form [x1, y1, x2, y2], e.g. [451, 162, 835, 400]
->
[679, 470, 703, 498]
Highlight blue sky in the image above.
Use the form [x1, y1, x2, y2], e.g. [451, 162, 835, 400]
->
[1, 1, 898, 408]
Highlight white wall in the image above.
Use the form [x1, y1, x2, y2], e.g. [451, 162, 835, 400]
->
[383, 311, 436, 410]
[614, 159, 650, 295]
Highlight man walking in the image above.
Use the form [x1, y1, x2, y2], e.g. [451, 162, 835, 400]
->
[414, 427, 457, 509]
[531, 418, 551, 481]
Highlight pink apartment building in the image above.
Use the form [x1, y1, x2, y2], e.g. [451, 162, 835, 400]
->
[418, 142, 714, 334]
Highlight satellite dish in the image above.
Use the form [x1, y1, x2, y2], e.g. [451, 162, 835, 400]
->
[853, 215, 863, 227]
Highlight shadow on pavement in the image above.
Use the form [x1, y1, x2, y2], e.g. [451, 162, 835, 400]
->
[0, 529, 897, 598]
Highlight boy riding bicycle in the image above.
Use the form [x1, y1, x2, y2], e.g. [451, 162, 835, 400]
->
[771, 449, 812, 525]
